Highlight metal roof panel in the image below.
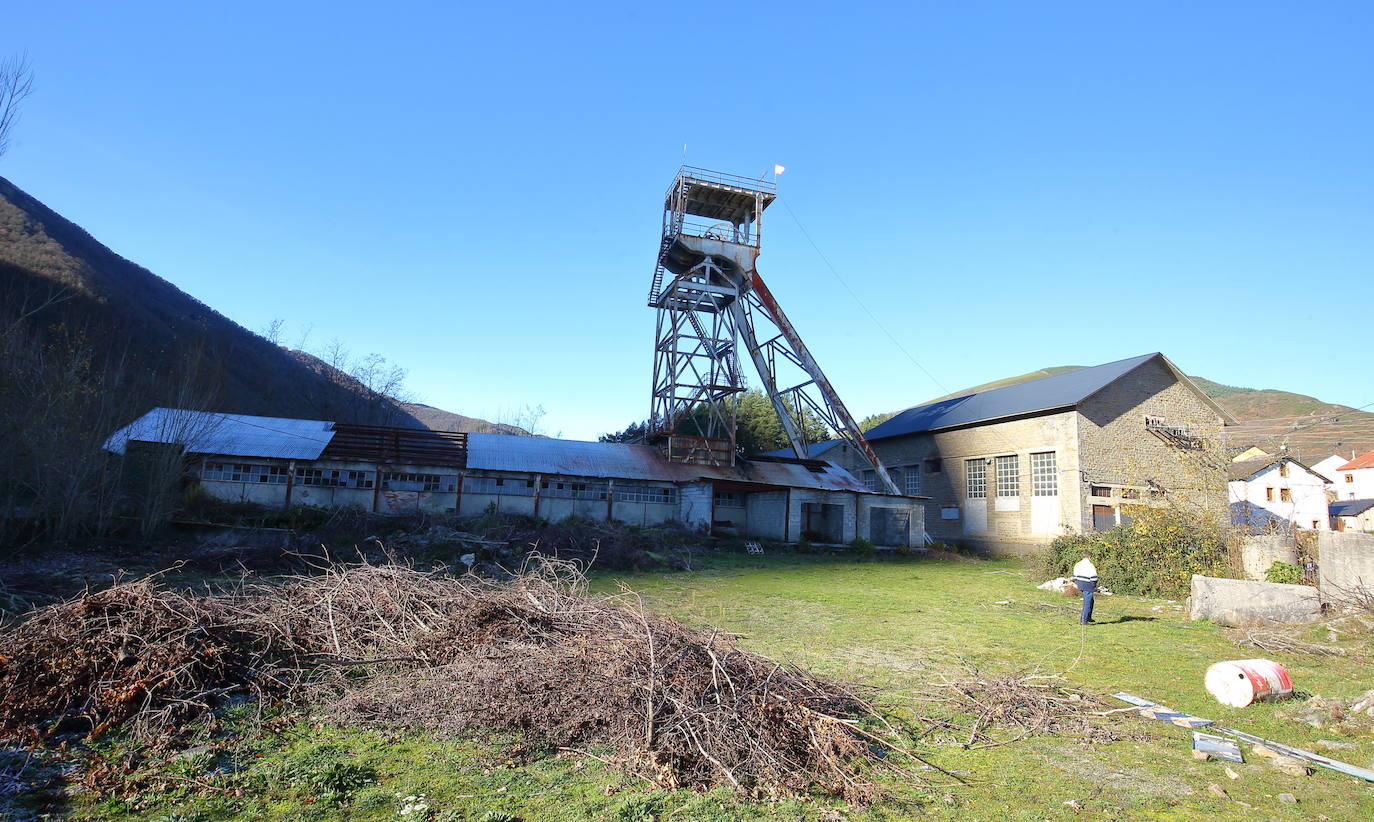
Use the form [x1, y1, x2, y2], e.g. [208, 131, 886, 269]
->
[1330, 498, 1374, 517]
[104, 408, 335, 460]
[466, 434, 875, 493]
[865, 353, 1163, 440]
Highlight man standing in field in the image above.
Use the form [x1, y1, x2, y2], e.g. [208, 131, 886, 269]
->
[1073, 551, 1099, 625]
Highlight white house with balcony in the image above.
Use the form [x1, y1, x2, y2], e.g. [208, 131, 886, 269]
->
[1228, 455, 1331, 532]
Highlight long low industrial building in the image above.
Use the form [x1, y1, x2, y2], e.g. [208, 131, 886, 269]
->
[105, 408, 925, 546]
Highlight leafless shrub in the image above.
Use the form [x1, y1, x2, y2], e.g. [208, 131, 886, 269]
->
[914, 668, 1130, 748]
[1226, 626, 1348, 657]
[1325, 580, 1374, 618]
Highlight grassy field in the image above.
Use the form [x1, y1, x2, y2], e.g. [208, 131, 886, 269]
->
[30, 551, 1374, 821]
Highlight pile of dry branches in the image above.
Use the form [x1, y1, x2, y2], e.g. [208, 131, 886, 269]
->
[1227, 626, 1348, 657]
[0, 559, 928, 799]
[0, 580, 270, 742]
[917, 670, 1126, 748]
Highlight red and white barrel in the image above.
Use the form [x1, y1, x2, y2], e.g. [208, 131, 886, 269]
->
[1204, 659, 1294, 707]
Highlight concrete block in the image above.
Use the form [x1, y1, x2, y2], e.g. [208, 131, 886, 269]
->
[1239, 534, 1298, 581]
[1189, 574, 1320, 627]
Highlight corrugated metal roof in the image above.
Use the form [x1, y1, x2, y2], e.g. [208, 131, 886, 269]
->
[466, 434, 874, 493]
[864, 353, 1232, 440]
[1330, 498, 1374, 517]
[104, 409, 882, 495]
[759, 440, 842, 459]
[104, 408, 335, 460]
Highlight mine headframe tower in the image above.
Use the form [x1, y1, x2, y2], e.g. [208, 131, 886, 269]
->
[645, 166, 899, 494]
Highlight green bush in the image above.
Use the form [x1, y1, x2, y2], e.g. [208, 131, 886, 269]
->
[261, 504, 332, 531]
[848, 537, 876, 556]
[1041, 506, 1233, 598]
[1265, 560, 1303, 585]
[258, 743, 377, 804]
[610, 796, 661, 822]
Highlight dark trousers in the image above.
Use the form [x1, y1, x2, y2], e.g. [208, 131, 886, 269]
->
[1076, 580, 1096, 623]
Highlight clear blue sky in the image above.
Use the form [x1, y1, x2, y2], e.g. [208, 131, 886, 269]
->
[5, 1, 1372, 439]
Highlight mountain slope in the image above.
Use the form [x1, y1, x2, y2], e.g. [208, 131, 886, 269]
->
[884, 364, 1373, 463]
[0, 175, 505, 433]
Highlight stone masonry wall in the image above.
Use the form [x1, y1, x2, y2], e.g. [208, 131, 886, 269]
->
[1075, 357, 1227, 528]
[828, 411, 1080, 556]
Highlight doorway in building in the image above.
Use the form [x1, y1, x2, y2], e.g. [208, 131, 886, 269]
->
[1092, 504, 1116, 531]
[801, 502, 844, 543]
[869, 506, 911, 546]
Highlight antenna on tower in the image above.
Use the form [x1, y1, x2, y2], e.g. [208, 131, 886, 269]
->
[644, 166, 899, 494]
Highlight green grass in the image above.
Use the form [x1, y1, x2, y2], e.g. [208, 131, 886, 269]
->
[38, 552, 1374, 821]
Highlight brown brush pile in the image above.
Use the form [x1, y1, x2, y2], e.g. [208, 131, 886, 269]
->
[0, 580, 271, 743]
[0, 559, 930, 800]
[917, 670, 1127, 748]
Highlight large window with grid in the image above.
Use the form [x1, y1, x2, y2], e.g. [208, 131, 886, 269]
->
[616, 485, 678, 504]
[965, 459, 987, 498]
[382, 472, 456, 492]
[995, 455, 1019, 497]
[1030, 451, 1057, 496]
[541, 479, 608, 500]
[903, 466, 922, 496]
[205, 463, 289, 484]
[862, 470, 878, 492]
[714, 490, 745, 508]
[296, 467, 374, 489]
[464, 476, 535, 496]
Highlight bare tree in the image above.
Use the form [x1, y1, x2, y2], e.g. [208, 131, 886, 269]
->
[260, 317, 286, 346]
[0, 53, 34, 161]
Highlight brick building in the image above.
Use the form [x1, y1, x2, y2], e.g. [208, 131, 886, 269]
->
[816, 353, 1234, 555]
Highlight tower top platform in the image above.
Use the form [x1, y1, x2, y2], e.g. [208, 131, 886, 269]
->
[666, 166, 777, 225]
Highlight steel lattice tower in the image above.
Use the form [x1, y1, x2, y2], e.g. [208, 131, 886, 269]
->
[645, 166, 899, 493]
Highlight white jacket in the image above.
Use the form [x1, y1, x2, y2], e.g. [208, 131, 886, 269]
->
[1072, 558, 1098, 584]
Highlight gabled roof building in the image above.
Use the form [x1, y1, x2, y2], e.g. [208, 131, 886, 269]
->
[813, 353, 1234, 554]
[1226, 455, 1332, 533]
[1332, 451, 1374, 500]
[105, 408, 924, 547]
[1330, 498, 1374, 533]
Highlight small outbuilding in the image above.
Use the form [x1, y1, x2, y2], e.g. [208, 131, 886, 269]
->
[1330, 498, 1374, 533]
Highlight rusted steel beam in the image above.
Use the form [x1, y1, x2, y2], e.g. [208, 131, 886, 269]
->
[747, 270, 900, 496]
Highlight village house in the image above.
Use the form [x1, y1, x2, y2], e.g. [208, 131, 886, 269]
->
[1227, 455, 1332, 532]
[802, 353, 1234, 555]
[1311, 454, 1350, 488]
[104, 408, 924, 547]
[1330, 451, 1374, 500]
[1330, 498, 1374, 533]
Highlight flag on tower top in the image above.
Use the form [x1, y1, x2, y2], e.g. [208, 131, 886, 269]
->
[773, 164, 785, 175]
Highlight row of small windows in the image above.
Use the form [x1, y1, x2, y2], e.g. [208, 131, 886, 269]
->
[463, 476, 678, 505]
[385, 473, 456, 492]
[861, 464, 929, 495]
[206, 463, 462, 492]
[205, 463, 377, 489]
[464, 476, 610, 500]
[204, 464, 687, 505]
[205, 463, 291, 484]
[206, 464, 687, 506]
[966, 452, 1058, 498]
